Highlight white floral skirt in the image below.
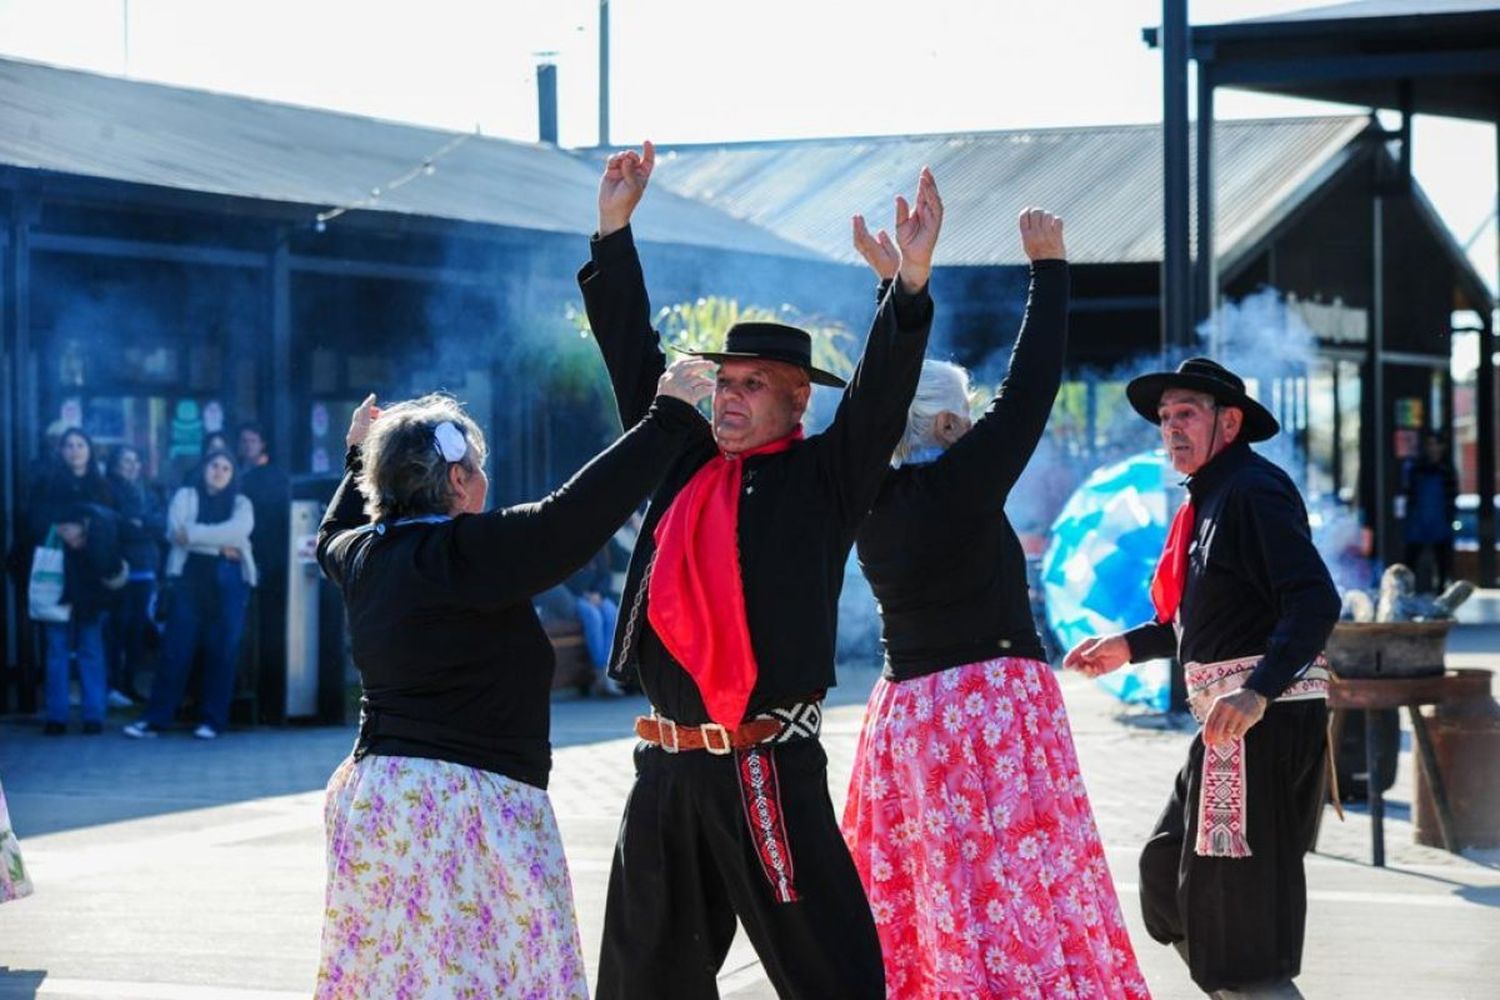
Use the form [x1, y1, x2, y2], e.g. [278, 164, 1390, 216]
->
[1, 773, 32, 904]
[315, 754, 588, 1000]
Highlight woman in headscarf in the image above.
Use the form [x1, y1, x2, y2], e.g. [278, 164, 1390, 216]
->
[841, 210, 1149, 999]
[123, 448, 254, 740]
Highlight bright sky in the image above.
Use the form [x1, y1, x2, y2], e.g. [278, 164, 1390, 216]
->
[0, 0, 1494, 289]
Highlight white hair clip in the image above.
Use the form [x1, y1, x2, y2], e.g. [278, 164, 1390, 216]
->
[433, 421, 468, 463]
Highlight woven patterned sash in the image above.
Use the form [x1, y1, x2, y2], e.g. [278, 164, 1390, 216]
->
[1185, 655, 1329, 858]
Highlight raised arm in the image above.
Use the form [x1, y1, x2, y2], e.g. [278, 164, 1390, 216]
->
[317, 394, 379, 586]
[818, 169, 942, 517]
[937, 210, 1068, 507]
[445, 362, 712, 605]
[578, 142, 668, 428]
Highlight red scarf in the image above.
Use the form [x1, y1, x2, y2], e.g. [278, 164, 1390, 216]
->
[1150, 498, 1196, 624]
[648, 428, 803, 727]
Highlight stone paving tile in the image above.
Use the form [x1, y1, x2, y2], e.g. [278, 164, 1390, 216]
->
[2, 645, 1497, 998]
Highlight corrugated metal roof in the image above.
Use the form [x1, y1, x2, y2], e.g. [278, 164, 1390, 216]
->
[646, 117, 1374, 267]
[0, 56, 818, 259]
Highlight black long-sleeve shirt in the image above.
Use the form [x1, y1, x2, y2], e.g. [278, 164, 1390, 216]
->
[578, 225, 933, 725]
[857, 259, 1068, 680]
[316, 395, 704, 789]
[1123, 441, 1340, 700]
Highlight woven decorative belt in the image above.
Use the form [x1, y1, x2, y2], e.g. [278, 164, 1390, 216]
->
[1185, 654, 1329, 858]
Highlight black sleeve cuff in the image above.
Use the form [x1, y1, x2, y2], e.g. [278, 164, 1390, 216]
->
[648, 394, 709, 433]
[1029, 258, 1068, 272]
[1124, 621, 1174, 663]
[344, 446, 363, 471]
[590, 224, 638, 266]
[889, 277, 934, 330]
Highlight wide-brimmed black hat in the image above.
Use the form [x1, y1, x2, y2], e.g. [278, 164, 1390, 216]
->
[684, 322, 847, 388]
[1125, 357, 1279, 442]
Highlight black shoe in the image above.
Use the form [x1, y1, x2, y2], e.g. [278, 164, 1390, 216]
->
[43, 721, 66, 736]
[82, 721, 104, 735]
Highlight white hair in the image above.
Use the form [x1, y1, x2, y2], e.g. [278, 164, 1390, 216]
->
[892, 360, 972, 466]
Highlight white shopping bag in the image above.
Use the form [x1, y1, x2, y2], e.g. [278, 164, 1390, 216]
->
[27, 528, 70, 623]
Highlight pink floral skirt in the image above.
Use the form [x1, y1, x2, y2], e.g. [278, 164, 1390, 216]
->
[842, 657, 1150, 1000]
[315, 755, 588, 1000]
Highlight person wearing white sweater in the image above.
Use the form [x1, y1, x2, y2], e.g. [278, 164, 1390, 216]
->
[124, 450, 255, 740]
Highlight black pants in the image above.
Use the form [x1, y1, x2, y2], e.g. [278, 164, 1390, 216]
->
[596, 738, 884, 1000]
[105, 579, 154, 697]
[1139, 700, 1327, 994]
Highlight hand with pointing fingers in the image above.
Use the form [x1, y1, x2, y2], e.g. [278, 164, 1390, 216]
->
[893, 167, 943, 294]
[598, 140, 656, 238]
[852, 214, 900, 282]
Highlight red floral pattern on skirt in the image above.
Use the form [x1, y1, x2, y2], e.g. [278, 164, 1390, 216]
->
[842, 657, 1151, 1000]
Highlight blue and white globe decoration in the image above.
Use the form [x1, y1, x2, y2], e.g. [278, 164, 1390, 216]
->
[1042, 449, 1178, 711]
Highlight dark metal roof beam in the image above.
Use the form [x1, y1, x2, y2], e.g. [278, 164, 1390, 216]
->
[1212, 47, 1500, 84]
[29, 231, 264, 269]
[286, 253, 499, 289]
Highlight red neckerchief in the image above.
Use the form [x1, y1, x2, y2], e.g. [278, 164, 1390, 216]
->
[648, 427, 803, 727]
[1150, 498, 1196, 624]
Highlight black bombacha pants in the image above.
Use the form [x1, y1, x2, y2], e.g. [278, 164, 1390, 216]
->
[1139, 700, 1328, 994]
[595, 738, 885, 1000]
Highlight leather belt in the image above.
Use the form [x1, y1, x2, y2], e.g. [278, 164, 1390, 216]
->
[635, 715, 784, 755]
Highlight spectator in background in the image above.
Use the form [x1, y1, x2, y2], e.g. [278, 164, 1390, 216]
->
[106, 445, 165, 706]
[29, 428, 121, 735]
[123, 450, 256, 740]
[45, 502, 127, 735]
[238, 422, 292, 718]
[570, 546, 623, 696]
[202, 431, 231, 457]
[1402, 431, 1458, 592]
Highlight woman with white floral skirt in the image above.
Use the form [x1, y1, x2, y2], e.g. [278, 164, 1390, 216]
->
[1, 771, 33, 904]
[313, 365, 709, 998]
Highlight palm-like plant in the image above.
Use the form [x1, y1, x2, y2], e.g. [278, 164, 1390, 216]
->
[653, 297, 856, 382]
[567, 297, 857, 385]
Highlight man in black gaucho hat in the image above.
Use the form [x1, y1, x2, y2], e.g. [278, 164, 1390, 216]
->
[577, 141, 941, 999]
[1065, 357, 1341, 999]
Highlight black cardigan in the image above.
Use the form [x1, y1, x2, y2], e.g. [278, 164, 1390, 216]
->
[316, 395, 704, 789]
[578, 225, 933, 725]
[856, 260, 1069, 680]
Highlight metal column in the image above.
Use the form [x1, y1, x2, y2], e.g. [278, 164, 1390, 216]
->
[1194, 62, 1217, 338]
[1161, 0, 1193, 357]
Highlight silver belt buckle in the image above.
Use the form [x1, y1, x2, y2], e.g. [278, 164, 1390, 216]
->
[655, 714, 680, 753]
[700, 723, 732, 755]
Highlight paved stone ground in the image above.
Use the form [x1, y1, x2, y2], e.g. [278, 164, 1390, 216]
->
[2, 628, 1497, 999]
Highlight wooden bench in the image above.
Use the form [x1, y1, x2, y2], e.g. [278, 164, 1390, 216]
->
[544, 619, 596, 694]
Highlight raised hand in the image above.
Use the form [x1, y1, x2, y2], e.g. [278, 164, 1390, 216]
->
[894, 167, 943, 293]
[852, 214, 899, 282]
[1063, 633, 1129, 678]
[598, 140, 656, 237]
[346, 393, 381, 448]
[656, 358, 716, 408]
[1019, 207, 1066, 261]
